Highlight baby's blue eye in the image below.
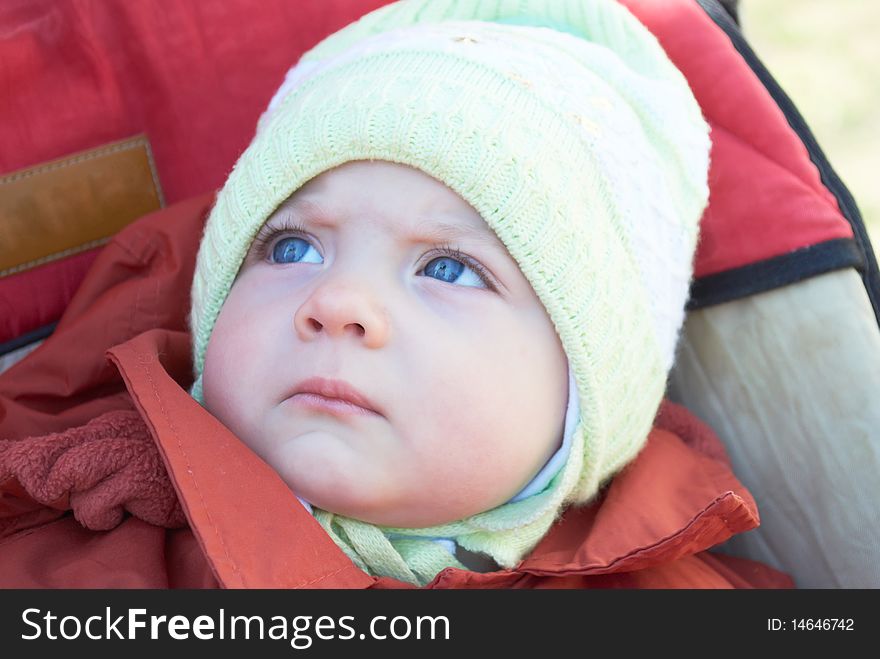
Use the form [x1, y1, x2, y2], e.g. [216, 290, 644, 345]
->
[271, 237, 323, 264]
[422, 256, 485, 288]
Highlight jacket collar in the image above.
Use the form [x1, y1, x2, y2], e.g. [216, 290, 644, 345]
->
[108, 328, 374, 588]
[108, 328, 759, 588]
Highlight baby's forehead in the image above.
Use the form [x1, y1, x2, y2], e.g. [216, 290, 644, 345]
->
[276, 195, 506, 250]
[267, 161, 509, 252]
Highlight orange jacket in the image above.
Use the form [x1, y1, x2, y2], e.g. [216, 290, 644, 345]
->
[0, 196, 792, 589]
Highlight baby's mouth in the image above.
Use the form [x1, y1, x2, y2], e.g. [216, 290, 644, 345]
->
[287, 392, 380, 417]
[285, 376, 383, 417]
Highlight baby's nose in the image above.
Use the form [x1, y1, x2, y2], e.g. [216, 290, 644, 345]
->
[293, 278, 390, 348]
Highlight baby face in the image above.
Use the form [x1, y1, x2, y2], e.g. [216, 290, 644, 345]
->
[202, 161, 568, 527]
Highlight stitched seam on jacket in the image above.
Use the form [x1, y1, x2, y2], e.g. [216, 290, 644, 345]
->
[142, 356, 245, 588]
[293, 564, 359, 589]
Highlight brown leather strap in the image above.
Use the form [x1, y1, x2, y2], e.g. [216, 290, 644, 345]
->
[0, 135, 163, 277]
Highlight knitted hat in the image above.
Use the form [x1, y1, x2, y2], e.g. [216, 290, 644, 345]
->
[190, 0, 710, 585]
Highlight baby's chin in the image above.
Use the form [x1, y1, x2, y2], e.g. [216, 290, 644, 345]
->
[262, 428, 510, 528]
[279, 457, 474, 528]
[294, 475, 503, 529]
[289, 475, 447, 528]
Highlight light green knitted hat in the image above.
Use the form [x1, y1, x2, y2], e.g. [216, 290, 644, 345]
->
[190, 0, 710, 586]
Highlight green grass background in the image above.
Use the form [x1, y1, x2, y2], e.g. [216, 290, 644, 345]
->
[740, 0, 879, 247]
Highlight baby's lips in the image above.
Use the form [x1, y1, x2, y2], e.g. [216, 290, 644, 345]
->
[286, 376, 383, 416]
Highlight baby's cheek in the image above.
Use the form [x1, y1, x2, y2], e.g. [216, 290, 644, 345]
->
[205, 280, 270, 381]
[201, 348, 238, 426]
[416, 366, 520, 484]
[202, 347, 271, 470]
[202, 309, 258, 428]
[472, 319, 567, 472]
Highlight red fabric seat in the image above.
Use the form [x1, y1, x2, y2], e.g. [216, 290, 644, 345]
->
[0, 0, 853, 262]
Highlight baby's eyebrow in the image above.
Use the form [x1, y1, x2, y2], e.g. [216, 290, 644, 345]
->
[282, 198, 507, 252]
[409, 219, 507, 251]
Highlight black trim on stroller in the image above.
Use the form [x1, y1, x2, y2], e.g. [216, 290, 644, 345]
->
[692, 0, 880, 326]
[687, 237, 863, 309]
